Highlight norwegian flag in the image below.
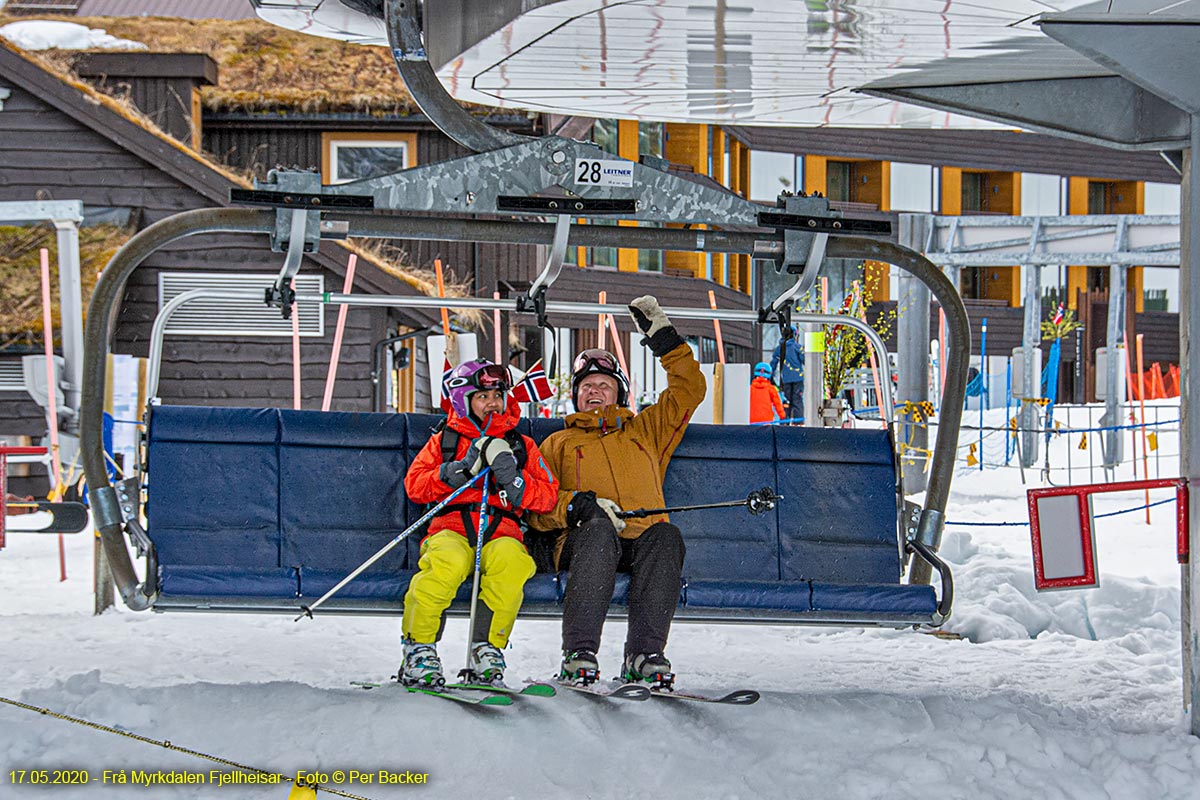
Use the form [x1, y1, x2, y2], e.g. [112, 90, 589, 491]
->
[439, 356, 454, 412]
[510, 359, 554, 404]
[1052, 303, 1065, 325]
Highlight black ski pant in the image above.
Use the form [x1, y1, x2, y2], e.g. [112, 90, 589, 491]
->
[559, 518, 685, 657]
[782, 381, 803, 419]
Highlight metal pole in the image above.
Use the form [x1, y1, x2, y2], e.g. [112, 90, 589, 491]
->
[1021, 261, 1042, 468]
[803, 326, 823, 427]
[54, 219, 84, 431]
[897, 214, 931, 492]
[1182, 117, 1200, 727]
[1104, 264, 1128, 471]
[980, 318, 987, 471]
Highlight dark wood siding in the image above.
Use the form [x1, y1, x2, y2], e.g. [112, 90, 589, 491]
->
[0, 82, 416, 415]
[1134, 311, 1179, 366]
[204, 125, 323, 175]
[0, 86, 201, 223]
[87, 75, 199, 145]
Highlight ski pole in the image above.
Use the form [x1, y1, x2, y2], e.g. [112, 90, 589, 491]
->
[295, 468, 491, 621]
[615, 486, 782, 520]
[461, 473, 491, 681]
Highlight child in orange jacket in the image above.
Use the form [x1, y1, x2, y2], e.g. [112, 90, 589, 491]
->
[400, 359, 558, 688]
[749, 362, 786, 423]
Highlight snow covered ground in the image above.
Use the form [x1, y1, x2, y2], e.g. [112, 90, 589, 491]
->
[4, 402, 1200, 799]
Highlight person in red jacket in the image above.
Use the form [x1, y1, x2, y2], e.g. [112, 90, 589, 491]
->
[749, 362, 786, 423]
[400, 359, 558, 688]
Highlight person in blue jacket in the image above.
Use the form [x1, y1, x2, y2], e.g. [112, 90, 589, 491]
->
[770, 326, 804, 419]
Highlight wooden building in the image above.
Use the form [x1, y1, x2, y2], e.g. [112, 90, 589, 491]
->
[0, 38, 445, 495]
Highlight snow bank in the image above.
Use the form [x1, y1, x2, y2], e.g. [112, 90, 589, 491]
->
[3, 399, 1200, 798]
[0, 20, 147, 51]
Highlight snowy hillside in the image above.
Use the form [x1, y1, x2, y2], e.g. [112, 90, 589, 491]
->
[4, 404, 1200, 799]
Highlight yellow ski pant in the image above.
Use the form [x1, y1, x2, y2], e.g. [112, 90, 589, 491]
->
[401, 530, 536, 648]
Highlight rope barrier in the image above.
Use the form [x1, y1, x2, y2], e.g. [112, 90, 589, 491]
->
[945, 498, 1177, 528]
[0, 695, 376, 800]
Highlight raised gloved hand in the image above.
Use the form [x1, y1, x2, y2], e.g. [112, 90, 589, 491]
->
[594, 497, 627, 533]
[489, 450, 526, 507]
[628, 295, 684, 357]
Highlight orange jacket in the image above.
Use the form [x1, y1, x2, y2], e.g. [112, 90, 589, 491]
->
[405, 396, 558, 543]
[749, 376, 785, 423]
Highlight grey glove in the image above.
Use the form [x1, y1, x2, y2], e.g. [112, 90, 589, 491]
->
[439, 434, 493, 488]
[489, 450, 526, 507]
[628, 295, 685, 357]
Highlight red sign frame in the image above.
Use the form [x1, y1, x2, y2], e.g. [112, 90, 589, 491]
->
[1027, 478, 1189, 591]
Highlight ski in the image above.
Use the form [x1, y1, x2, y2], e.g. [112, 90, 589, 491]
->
[3, 501, 89, 533]
[649, 687, 760, 705]
[554, 680, 651, 701]
[349, 680, 512, 706]
[447, 681, 557, 698]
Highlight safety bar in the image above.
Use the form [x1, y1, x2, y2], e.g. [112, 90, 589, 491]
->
[906, 539, 954, 625]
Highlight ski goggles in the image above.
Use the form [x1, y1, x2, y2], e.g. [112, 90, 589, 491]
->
[572, 349, 620, 376]
[449, 363, 512, 393]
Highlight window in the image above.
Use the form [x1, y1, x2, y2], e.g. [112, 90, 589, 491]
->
[962, 172, 984, 212]
[322, 133, 418, 184]
[638, 122, 664, 159]
[158, 273, 324, 337]
[593, 119, 619, 155]
[826, 161, 852, 202]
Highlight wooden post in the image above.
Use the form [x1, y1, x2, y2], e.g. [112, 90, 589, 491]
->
[290, 278, 301, 410]
[39, 248, 66, 581]
[493, 292, 503, 364]
[598, 291, 607, 350]
[712, 362, 725, 425]
[322, 254, 358, 412]
[707, 291, 725, 364]
[1137, 334, 1151, 522]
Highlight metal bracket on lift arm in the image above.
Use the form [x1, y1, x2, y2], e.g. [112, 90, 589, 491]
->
[260, 171, 324, 319]
[759, 196, 833, 340]
[515, 214, 571, 320]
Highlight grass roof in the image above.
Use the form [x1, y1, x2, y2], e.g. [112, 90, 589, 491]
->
[0, 14, 524, 118]
[0, 223, 129, 347]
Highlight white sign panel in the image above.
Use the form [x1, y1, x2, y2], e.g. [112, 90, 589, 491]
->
[574, 158, 634, 188]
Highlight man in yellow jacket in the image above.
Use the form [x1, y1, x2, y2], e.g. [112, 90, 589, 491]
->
[529, 295, 706, 687]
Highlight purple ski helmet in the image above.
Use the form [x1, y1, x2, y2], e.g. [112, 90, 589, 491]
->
[446, 359, 511, 419]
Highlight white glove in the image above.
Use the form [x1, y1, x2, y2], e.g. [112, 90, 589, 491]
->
[595, 497, 627, 533]
[628, 295, 671, 338]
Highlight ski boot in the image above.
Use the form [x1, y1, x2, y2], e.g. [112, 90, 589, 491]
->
[622, 651, 675, 690]
[462, 642, 506, 685]
[559, 648, 600, 685]
[399, 640, 445, 689]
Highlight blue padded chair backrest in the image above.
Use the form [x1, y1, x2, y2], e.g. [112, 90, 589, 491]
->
[147, 406, 281, 568]
[402, 413, 451, 564]
[526, 417, 566, 445]
[664, 423, 780, 581]
[774, 426, 900, 584]
[279, 410, 408, 573]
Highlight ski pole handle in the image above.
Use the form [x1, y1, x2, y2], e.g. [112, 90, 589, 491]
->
[295, 468, 491, 621]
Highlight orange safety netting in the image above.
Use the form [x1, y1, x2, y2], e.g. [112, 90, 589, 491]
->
[1128, 362, 1180, 401]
